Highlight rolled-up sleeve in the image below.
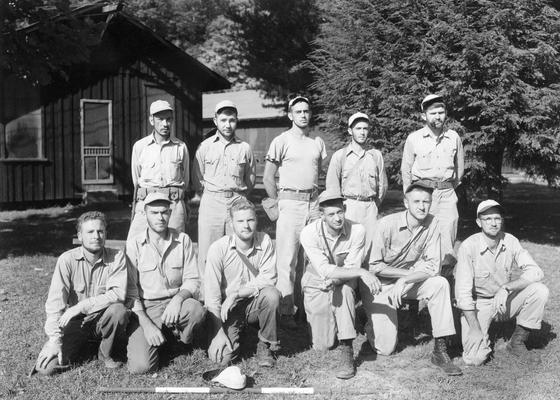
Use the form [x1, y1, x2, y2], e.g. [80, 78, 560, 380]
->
[180, 236, 200, 297]
[325, 151, 343, 194]
[513, 239, 544, 282]
[455, 134, 464, 184]
[411, 222, 441, 277]
[378, 153, 388, 202]
[454, 241, 476, 311]
[300, 226, 337, 280]
[265, 136, 283, 164]
[246, 235, 277, 290]
[44, 257, 72, 342]
[204, 243, 225, 316]
[192, 143, 206, 193]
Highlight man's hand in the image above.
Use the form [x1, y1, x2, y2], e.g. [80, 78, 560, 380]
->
[360, 270, 381, 295]
[492, 287, 509, 319]
[208, 328, 233, 363]
[58, 305, 82, 328]
[36, 340, 62, 370]
[388, 278, 409, 308]
[161, 297, 183, 326]
[220, 292, 239, 323]
[141, 319, 166, 347]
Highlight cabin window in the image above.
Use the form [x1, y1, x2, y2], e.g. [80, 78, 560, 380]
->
[1, 108, 44, 160]
[81, 99, 113, 184]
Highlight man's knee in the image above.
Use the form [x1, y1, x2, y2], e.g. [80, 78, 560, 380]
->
[181, 298, 206, 324]
[427, 275, 450, 295]
[259, 287, 281, 309]
[127, 356, 156, 375]
[527, 282, 549, 302]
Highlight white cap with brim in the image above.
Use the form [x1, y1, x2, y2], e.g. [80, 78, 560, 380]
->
[288, 96, 309, 108]
[144, 192, 172, 206]
[476, 199, 503, 216]
[214, 100, 237, 114]
[150, 100, 173, 115]
[421, 94, 444, 111]
[348, 112, 370, 127]
[211, 366, 247, 390]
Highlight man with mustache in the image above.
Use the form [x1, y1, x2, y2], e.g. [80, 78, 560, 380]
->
[205, 199, 280, 367]
[263, 96, 327, 329]
[326, 112, 388, 259]
[33, 211, 128, 375]
[363, 180, 462, 376]
[401, 95, 464, 273]
[128, 100, 190, 241]
[193, 100, 256, 292]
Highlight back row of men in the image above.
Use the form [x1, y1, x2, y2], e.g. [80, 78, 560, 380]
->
[33, 95, 548, 380]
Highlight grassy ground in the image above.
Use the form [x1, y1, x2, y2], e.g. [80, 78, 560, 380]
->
[1, 183, 559, 399]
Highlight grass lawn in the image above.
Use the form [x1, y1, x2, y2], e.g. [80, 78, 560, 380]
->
[1, 183, 559, 399]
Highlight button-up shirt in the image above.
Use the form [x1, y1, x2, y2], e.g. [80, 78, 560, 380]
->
[204, 232, 277, 315]
[192, 133, 255, 193]
[131, 132, 190, 189]
[300, 219, 365, 288]
[326, 144, 387, 200]
[455, 232, 544, 311]
[44, 247, 127, 341]
[369, 211, 441, 283]
[266, 131, 327, 190]
[401, 126, 464, 190]
[126, 229, 199, 312]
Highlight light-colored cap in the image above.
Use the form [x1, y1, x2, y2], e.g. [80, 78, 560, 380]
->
[144, 192, 172, 205]
[421, 94, 444, 111]
[318, 190, 345, 206]
[150, 100, 173, 115]
[288, 95, 309, 108]
[405, 179, 434, 194]
[214, 100, 237, 114]
[211, 366, 247, 390]
[476, 199, 503, 216]
[348, 112, 370, 127]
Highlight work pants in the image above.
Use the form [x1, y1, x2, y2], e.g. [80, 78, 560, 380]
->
[429, 188, 458, 267]
[461, 282, 549, 365]
[128, 198, 186, 242]
[127, 298, 206, 374]
[211, 287, 281, 364]
[303, 280, 357, 351]
[36, 303, 129, 375]
[361, 276, 456, 355]
[275, 196, 320, 315]
[344, 198, 379, 262]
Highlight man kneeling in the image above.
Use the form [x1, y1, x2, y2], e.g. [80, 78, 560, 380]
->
[300, 191, 381, 379]
[205, 199, 281, 366]
[455, 200, 549, 365]
[34, 211, 128, 375]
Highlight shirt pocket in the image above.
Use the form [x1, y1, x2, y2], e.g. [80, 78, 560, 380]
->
[230, 154, 246, 184]
[167, 265, 183, 288]
[415, 150, 433, 171]
[440, 146, 456, 169]
[473, 270, 501, 297]
[168, 158, 183, 182]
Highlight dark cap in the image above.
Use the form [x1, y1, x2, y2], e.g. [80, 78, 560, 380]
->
[405, 179, 434, 194]
[318, 190, 345, 206]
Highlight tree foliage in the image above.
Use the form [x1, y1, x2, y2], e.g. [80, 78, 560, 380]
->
[308, 0, 560, 193]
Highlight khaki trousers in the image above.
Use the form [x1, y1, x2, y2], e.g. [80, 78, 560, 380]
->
[429, 188, 458, 266]
[344, 198, 379, 262]
[128, 198, 186, 242]
[361, 276, 456, 355]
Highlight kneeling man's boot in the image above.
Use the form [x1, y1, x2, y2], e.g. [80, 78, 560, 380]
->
[335, 339, 355, 380]
[507, 325, 540, 362]
[431, 337, 462, 376]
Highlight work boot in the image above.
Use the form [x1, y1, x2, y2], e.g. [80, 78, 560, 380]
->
[507, 325, 540, 362]
[335, 340, 355, 380]
[431, 337, 462, 376]
[256, 341, 275, 368]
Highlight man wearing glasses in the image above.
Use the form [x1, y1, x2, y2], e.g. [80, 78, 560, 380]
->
[455, 200, 549, 365]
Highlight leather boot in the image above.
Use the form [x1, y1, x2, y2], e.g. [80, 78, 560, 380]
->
[256, 341, 275, 368]
[507, 325, 540, 362]
[335, 340, 355, 380]
[431, 337, 462, 376]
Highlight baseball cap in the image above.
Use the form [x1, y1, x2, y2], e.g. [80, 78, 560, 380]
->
[211, 366, 247, 390]
[348, 112, 370, 127]
[144, 192, 172, 206]
[476, 199, 503, 216]
[150, 100, 173, 115]
[421, 94, 444, 112]
[318, 190, 345, 206]
[405, 179, 434, 194]
[288, 95, 309, 108]
[214, 100, 237, 114]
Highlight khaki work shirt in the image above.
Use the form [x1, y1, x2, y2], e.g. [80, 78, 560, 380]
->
[192, 133, 255, 193]
[44, 247, 127, 342]
[126, 229, 199, 312]
[455, 232, 544, 311]
[401, 126, 464, 190]
[369, 211, 441, 283]
[131, 132, 190, 189]
[326, 144, 387, 200]
[204, 233, 277, 316]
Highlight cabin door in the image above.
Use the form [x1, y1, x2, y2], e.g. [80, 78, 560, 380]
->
[80, 99, 113, 184]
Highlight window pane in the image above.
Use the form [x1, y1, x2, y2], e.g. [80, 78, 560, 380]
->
[84, 157, 97, 180]
[5, 109, 42, 158]
[83, 103, 109, 146]
[98, 156, 111, 180]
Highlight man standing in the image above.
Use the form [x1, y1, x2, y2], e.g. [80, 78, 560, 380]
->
[205, 199, 281, 367]
[401, 94, 464, 269]
[326, 112, 387, 257]
[300, 191, 381, 379]
[263, 96, 327, 327]
[34, 212, 128, 375]
[455, 200, 549, 365]
[128, 100, 190, 241]
[364, 180, 462, 376]
[126, 192, 205, 374]
[193, 100, 255, 283]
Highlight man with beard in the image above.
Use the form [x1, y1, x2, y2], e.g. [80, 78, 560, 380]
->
[455, 200, 549, 365]
[193, 100, 256, 291]
[326, 112, 387, 258]
[205, 199, 281, 367]
[363, 180, 462, 376]
[263, 96, 327, 328]
[300, 191, 381, 379]
[401, 95, 464, 271]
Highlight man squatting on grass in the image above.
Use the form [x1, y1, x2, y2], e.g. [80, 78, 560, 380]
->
[204, 199, 281, 367]
[125, 192, 206, 374]
[455, 200, 549, 365]
[34, 211, 128, 375]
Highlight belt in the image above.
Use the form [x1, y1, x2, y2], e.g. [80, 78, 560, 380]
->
[419, 180, 455, 190]
[344, 194, 376, 202]
[137, 186, 183, 201]
[204, 190, 245, 198]
[279, 187, 316, 194]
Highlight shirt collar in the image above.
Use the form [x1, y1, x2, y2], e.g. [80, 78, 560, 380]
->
[74, 247, 106, 266]
[320, 219, 349, 241]
[398, 211, 432, 232]
[345, 143, 366, 158]
[228, 233, 262, 253]
[477, 232, 506, 254]
[212, 132, 240, 144]
[421, 126, 450, 140]
[139, 228, 180, 245]
[147, 131, 179, 145]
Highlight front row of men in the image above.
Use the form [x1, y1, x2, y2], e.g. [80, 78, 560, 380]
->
[34, 185, 549, 379]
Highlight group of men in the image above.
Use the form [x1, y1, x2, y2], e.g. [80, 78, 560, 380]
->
[34, 94, 549, 380]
